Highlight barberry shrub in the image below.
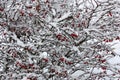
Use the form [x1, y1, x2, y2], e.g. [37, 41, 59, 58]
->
[0, 0, 120, 80]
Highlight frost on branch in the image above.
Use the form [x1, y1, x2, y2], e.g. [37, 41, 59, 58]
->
[0, 0, 120, 80]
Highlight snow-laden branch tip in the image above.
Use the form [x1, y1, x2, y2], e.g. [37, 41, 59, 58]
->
[11, 33, 33, 47]
[54, 12, 72, 22]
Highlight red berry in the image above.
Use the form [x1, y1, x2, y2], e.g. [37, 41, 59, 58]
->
[19, 10, 24, 16]
[59, 57, 65, 62]
[103, 39, 109, 42]
[12, 53, 17, 57]
[55, 72, 59, 74]
[108, 11, 112, 16]
[36, 5, 40, 12]
[32, 0, 35, 1]
[3, 32, 7, 35]
[56, 34, 62, 38]
[112, 74, 115, 76]
[109, 39, 113, 42]
[77, 23, 81, 27]
[0, 7, 4, 11]
[61, 37, 68, 41]
[72, 23, 74, 27]
[16, 61, 20, 66]
[29, 13, 33, 16]
[56, 34, 62, 40]
[84, 62, 88, 64]
[26, 6, 32, 9]
[70, 33, 78, 38]
[19, 64, 27, 69]
[100, 59, 106, 63]
[3, 22, 7, 25]
[29, 64, 34, 66]
[116, 36, 119, 40]
[67, 61, 73, 65]
[43, 58, 48, 62]
[95, 55, 101, 58]
[50, 69, 55, 73]
[45, 0, 49, 3]
[101, 66, 107, 70]
[76, 13, 80, 18]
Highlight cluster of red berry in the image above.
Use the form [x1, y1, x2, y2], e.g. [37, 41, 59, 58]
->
[103, 36, 120, 42]
[56, 33, 78, 41]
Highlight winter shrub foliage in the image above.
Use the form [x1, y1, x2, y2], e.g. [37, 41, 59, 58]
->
[0, 0, 120, 80]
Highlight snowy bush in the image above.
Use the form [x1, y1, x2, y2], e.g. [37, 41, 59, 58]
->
[0, 0, 120, 80]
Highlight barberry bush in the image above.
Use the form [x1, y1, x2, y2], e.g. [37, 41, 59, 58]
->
[0, 0, 120, 80]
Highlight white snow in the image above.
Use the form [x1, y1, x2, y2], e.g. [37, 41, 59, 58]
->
[72, 46, 81, 54]
[111, 41, 120, 55]
[97, 0, 108, 2]
[0, 66, 4, 72]
[43, 68, 48, 73]
[12, 33, 25, 47]
[107, 56, 120, 65]
[106, 40, 120, 64]
[28, 58, 33, 64]
[40, 52, 48, 58]
[54, 12, 72, 22]
[89, 68, 103, 74]
[99, 39, 120, 78]
[51, 8, 56, 16]
[21, 77, 27, 80]
[71, 70, 85, 78]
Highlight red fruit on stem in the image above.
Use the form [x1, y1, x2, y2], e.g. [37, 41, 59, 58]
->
[77, 23, 81, 27]
[59, 57, 65, 62]
[112, 74, 115, 76]
[36, 5, 40, 12]
[82, 21, 86, 26]
[100, 59, 106, 63]
[116, 36, 119, 40]
[29, 64, 34, 67]
[20, 10, 24, 16]
[61, 39, 65, 41]
[108, 11, 112, 16]
[16, 61, 20, 66]
[32, 0, 35, 1]
[72, 23, 74, 27]
[1, 22, 7, 26]
[56, 34, 62, 38]
[29, 13, 33, 16]
[61, 37, 68, 41]
[43, 58, 48, 62]
[76, 13, 80, 18]
[55, 72, 59, 74]
[95, 55, 101, 58]
[3, 32, 7, 35]
[0, 7, 4, 11]
[45, 0, 49, 3]
[26, 6, 32, 9]
[33, 77, 37, 80]
[109, 39, 113, 42]
[103, 39, 109, 42]
[101, 66, 107, 70]
[20, 64, 27, 69]
[84, 62, 88, 64]
[12, 53, 17, 57]
[67, 61, 73, 65]
[56, 34, 62, 40]
[70, 33, 78, 38]
[50, 69, 55, 73]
